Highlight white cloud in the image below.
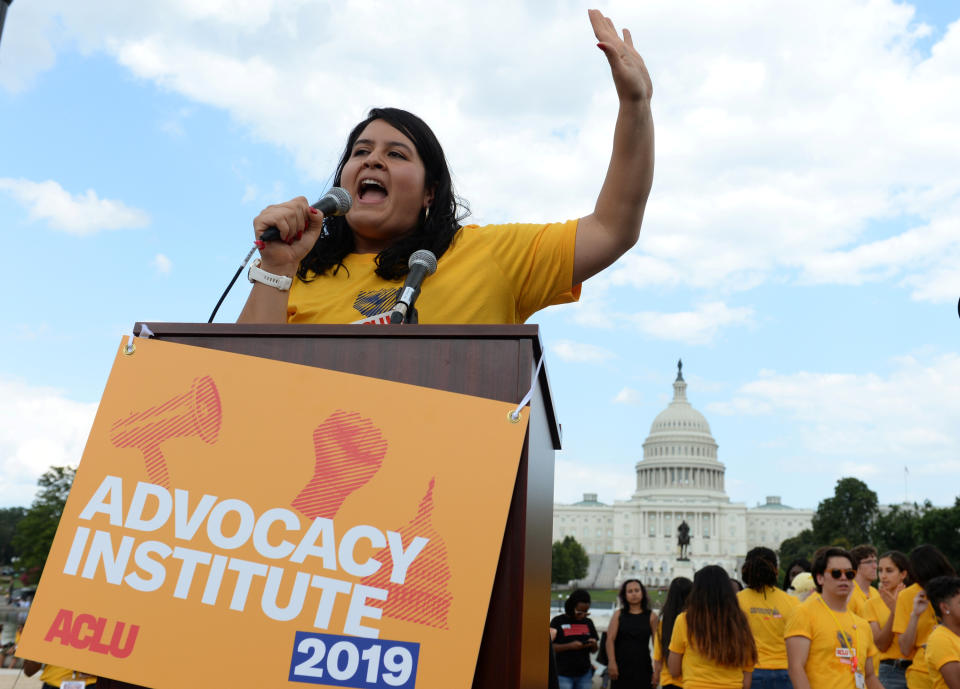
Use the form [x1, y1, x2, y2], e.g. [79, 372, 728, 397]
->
[713, 353, 960, 503]
[152, 253, 173, 275]
[0, 178, 150, 235]
[630, 302, 755, 345]
[551, 340, 615, 364]
[554, 456, 634, 504]
[2, 0, 960, 300]
[574, 300, 755, 345]
[613, 387, 643, 405]
[0, 379, 97, 507]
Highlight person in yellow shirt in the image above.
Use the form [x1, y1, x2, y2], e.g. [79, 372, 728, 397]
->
[924, 575, 960, 689]
[239, 11, 655, 326]
[849, 545, 880, 618]
[895, 545, 957, 689]
[738, 547, 799, 689]
[785, 546, 883, 689]
[654, 576, 692, 689]
[23, 659, 98, 688]
[668, 565, 756, 689]
[865, 550, 912, 689]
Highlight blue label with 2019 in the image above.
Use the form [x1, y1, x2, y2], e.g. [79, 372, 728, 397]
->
[288, 631, 420, 688]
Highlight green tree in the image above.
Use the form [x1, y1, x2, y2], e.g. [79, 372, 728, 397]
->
[12, 466, 76, 582]
[552, 535, 589, 585]
[872, 503, 922, 554]
[778, 528, 818, 580]
[0, 507, 27, 564]
[812, 477, 879, 547]
[914, 497, 960, 569]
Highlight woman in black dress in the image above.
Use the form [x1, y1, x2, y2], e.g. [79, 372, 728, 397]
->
[606, 578, 657, 688]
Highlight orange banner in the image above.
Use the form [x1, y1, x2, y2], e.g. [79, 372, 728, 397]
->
[19, 337, 530, 689]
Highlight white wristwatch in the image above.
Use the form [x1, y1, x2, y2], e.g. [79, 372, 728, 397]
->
[248, 259, 293, 291]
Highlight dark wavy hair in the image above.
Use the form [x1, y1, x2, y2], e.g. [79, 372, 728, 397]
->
[618, 578, 650, 612]
[564, 589, 592, 617]
[909, 544, 956, 589]
[298, 107, 469, 282]
[742, 547, 779, 592]
[926, 576, 960, 621]
[685, 566, 757, 668]
[659, 576, 692, 655]
[812, 547, 854, 594]
[781, 558, 811, 591]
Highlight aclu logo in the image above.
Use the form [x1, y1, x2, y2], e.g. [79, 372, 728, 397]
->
[44, 608, 140, 658]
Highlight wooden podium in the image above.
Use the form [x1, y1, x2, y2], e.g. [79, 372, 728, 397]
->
[123, 322, 562, 689]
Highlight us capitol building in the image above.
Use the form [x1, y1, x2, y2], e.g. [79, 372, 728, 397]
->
[552, 362, 813, 587]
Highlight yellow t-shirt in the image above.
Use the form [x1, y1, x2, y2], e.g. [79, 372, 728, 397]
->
[849, 585, 880, 618]
[287, 220, 580, 324]
[863, 594, 910, 662]
[894, 584, 939, 689]
[738, 586, 799, 669]
[784, 596, 876, 689]
[925, 625, 960, 689]
[655, 618, 683, 687]
[38, 665, 98, 686]
[669, 612, 753, 689]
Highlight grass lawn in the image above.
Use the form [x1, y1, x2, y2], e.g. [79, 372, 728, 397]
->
[551, 587, 668, 609]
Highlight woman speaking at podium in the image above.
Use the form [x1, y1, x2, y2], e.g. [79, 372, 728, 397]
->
[238, 9, 654, 326]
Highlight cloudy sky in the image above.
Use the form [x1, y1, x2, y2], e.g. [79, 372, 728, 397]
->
[1, 0, 958, 514]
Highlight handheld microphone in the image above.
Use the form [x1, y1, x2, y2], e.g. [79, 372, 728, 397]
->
[390, 250, 438, 324]
[259, 187, 352, 242]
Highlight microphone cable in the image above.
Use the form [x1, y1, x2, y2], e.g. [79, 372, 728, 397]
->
[207, 244, 258, 323]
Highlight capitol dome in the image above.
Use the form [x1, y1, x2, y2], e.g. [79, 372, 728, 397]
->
[635, 361, 726, 498]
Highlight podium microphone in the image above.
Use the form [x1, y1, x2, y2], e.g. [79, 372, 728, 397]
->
[259, 187, 352, 243]
[390, 250, 438, 324]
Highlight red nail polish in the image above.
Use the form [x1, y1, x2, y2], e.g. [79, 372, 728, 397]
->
[297, 230, 303, 240]
[255, 240, 265, 249]
[309, 207, 319, 215]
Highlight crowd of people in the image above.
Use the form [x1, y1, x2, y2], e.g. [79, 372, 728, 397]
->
[551, 544, 960, 689]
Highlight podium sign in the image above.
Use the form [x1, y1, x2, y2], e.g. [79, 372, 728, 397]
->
[20, 337, 529, 689]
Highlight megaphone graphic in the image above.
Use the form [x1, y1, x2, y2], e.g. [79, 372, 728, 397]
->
[109, 375, 222, 487]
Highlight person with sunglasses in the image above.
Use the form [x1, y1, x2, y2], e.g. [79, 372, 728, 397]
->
[786, 546, 882, 689]
[894, 545, 957, 689]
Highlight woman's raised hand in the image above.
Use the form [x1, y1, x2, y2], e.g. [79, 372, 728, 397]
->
[911, 590, 929, 617]
[589, 9, 652, 105]
[252, 196, 326, 275]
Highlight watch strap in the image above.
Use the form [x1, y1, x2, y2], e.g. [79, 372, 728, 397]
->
[248, 259, 292, 291]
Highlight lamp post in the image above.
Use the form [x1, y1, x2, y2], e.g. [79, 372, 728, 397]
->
[0, 0, 13, 49]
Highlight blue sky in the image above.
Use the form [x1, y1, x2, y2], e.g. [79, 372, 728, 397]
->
[1, 0, 958, 515]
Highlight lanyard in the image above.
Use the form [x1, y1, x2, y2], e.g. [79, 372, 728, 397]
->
[818, 596, 860, 675]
